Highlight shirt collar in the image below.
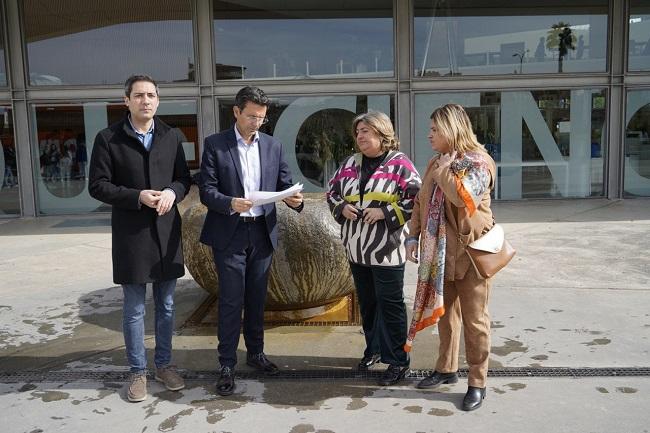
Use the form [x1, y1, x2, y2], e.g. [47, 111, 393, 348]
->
[128, 115, 154, 136]
[234, 125, 259, 146]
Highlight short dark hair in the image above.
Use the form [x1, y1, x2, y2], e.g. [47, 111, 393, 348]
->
[234, 86, 270, 111]
[124, 74, 159, 97]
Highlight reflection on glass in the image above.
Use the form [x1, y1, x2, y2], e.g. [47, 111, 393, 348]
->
[32, 100, 198, 214]
[295, 110, 357, 187]
[213, 1, 393, 80]
[218, 94, 394, 191]
[0, 107, 18, 215]
[629, 1, 650, 71]
[23, 0, 195, 85]
[0, 9, 6, 86]
[414, 89, 606, 199]
[625, 91, 650, 197]
[414, 0, 608, 76]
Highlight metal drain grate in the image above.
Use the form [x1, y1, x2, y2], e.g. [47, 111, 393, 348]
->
[2, 367, 650, 384]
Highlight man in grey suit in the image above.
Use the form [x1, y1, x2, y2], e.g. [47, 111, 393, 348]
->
[199, 86, 303, 396]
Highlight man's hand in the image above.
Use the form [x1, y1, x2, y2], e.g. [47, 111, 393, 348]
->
[342, 204, 361, 220]
[283, 192, 303, 208]
[405, 242, 419, 263]
[156, 189, 176, 216]
[362, 207, 385, 224]
[139, 190, 161, 209]
[231, 197, 253, 213]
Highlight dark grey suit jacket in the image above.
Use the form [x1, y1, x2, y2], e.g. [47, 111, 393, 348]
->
[198, 127, 299, 250]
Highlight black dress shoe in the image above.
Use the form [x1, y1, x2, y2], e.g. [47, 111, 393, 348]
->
[462, 386, 486, 411]
[357, 354, 381, 371]
[378, 364, 409, 386]
[216, 366, 235, 396]
[416, 371, 458, 389]
[246, 352, 280, 375]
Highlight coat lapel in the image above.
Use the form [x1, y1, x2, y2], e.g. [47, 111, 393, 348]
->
[121, 120, 147, 154]
[226, 127, 245, 190]
[147, 117, 170, 156]
[258, 133, 267, 190]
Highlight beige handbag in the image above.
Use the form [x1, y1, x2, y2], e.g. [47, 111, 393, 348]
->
[466, 224, 516, 278]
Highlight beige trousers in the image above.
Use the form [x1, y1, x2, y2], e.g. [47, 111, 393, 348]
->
[435, 268, 491, 388]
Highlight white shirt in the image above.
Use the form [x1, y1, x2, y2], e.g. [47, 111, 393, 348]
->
[234, 126, 263, 217]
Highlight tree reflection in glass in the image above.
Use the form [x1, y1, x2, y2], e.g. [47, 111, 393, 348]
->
[547, 22, 576, 73]
[296, 109, 356, 188]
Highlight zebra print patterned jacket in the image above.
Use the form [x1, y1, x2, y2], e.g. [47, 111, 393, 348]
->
[326, 151, 422, 267]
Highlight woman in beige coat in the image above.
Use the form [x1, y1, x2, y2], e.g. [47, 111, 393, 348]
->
[404, 104, 496, 411]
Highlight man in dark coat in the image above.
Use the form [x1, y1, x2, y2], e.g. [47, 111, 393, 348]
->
[199, 86, 303, 396]
[89, 74, 191, 402]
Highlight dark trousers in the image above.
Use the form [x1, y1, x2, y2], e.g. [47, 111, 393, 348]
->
[212, 219, 273, 368]
[349, 262, 409, 367]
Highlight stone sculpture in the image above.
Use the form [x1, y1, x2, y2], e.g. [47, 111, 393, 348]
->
[179, 186, 354, 319]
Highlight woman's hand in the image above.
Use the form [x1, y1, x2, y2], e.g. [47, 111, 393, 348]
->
[405, 242, 419, 263]
[342, 204, 361, 220]
[438, 150, 457, 168]
[362, 208, 385, 224]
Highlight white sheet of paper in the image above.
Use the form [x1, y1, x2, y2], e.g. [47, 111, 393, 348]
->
[247, 183, 303, 206]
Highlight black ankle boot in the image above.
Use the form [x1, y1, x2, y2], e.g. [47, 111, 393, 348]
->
[416, 371, 458, 389]
[357, 354, 381, 371]
[462, 386, 486, 411]
[378, 365, 409, 386]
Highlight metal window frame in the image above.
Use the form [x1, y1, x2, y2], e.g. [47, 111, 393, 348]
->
[18, 0, 200, 91]
[211, 0, 399, 85]
[410, 0, 612, 81]
[0, 0, 646, 217]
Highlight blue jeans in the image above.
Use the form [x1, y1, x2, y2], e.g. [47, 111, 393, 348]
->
[122, 279, 177, 373]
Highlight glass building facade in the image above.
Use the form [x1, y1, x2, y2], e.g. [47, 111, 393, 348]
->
[0, 0, 648, 217]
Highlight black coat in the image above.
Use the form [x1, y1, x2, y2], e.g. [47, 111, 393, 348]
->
[89, 116, 191, 284]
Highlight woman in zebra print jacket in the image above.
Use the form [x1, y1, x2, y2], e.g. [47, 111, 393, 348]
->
[326, 111, 421, 387]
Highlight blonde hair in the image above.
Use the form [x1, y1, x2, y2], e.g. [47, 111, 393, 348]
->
[352, 111, 400, 152]
[430, 104, 486, 155]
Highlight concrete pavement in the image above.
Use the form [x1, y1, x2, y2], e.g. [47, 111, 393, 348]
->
[0, 198, 649, 433]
